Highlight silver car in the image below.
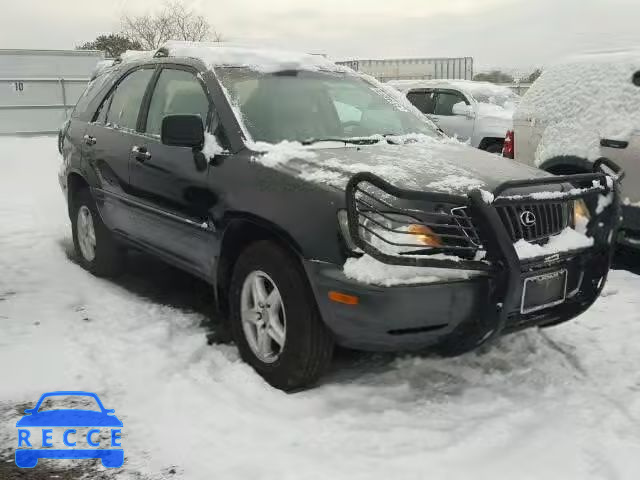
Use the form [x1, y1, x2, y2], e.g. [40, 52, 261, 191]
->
[509, 49, 640, 250]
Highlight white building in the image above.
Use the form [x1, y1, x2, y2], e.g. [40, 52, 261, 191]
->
[0, 49, 104, 135]
[337, 57, 473, 82]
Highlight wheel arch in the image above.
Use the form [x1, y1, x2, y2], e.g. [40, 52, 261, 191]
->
[538, 155, 592, 175]
[478, 137, 505, 151]
[66, 171, 90, 216]
[215, 214, 306, 316]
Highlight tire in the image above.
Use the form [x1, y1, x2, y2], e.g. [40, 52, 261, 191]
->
[71, 187, 124, 277]
[228, 240, 334, 391]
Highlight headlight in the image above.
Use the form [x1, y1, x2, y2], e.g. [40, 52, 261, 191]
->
[337, 210, 362, 253]
[573, 199, 591, 231]
[338, 210, 443, 254]
[406, 224, 443, 247]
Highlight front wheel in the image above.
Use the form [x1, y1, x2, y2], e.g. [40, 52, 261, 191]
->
[229, 241, 334, 391]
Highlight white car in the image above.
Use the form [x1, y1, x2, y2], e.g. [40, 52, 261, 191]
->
[388, 79, 519, 153]
[511, 49, 640, 250]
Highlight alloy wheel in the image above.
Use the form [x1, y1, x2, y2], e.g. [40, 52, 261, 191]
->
[77, 205, 96, 262]
[240, 270, 287, 363]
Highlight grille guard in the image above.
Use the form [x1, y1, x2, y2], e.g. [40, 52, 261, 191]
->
[345, 157, 623, 347]
[345, 158, 623, 272]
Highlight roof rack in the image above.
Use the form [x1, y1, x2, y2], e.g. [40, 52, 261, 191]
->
[154, 47, 169, 58]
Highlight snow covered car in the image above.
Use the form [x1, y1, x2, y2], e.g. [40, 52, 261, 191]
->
[58, 41, 621, 391]
[388, 79, 520, 153]
[510, 49, 640, 250]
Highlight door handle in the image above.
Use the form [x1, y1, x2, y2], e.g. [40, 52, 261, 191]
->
[83, 134, 96, 146]
[131, 145, 152, 162]
[600, 138, 628, 149]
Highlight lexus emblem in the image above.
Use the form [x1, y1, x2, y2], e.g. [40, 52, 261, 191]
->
[520, 210, 537, 227]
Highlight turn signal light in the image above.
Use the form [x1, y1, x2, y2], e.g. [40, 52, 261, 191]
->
[407, 224, 443, 247]
[328, 291, 359, 305]
[573, 199, 591, 228]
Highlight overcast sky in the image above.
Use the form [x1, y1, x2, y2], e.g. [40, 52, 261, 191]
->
[1, 0, 638, 71]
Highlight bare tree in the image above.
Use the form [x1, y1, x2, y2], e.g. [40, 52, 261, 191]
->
[121, 1, 222, 50]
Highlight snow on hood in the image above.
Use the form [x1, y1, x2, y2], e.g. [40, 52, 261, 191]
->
[514, 49, 640, 164]
[476, 103, 515, 122]
[163, 41, 348, 74]
[252, 136, 551, 195]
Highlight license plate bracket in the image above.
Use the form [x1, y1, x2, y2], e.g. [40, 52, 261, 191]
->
[521, 269, 568, 314]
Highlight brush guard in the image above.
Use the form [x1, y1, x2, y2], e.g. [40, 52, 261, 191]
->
[345, 157, 623, 346]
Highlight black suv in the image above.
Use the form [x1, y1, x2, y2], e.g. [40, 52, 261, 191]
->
[59, 42, 622, 391]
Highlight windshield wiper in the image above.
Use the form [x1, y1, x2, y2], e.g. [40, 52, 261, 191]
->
[301, 137, 382, 146]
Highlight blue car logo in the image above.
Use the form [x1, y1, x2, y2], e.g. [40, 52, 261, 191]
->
[15, 391, 123, 468]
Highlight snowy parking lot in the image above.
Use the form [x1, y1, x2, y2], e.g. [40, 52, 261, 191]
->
[1, 136, 640, 479]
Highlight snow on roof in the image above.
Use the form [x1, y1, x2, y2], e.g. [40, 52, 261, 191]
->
[119, 49, 157, 62]
[163, 40, 349, 73]
[89, 50, 157, 79]
[515, 48, 640, 164]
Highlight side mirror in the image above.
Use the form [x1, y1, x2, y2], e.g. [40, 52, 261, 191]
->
[161, 115, 204, 148]
[452, 103, 475, 118]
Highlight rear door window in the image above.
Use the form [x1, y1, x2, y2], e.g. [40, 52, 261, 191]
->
[434, 91, 468, 116]
[407, 90, 436, 114]
[72, 70, 117, 121]
[144, 68, 210, 136]
[104, 68, 155, 130]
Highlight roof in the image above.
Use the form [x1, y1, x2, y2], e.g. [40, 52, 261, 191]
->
[162, 41, 349, 73]
[104, 41, 352, 76]
[555, 47, 640, 67]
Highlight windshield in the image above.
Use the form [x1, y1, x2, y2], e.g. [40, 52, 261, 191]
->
[37, 395, 101, 412]
[470, 90, 520, 109]
[216, 68, 440, 144]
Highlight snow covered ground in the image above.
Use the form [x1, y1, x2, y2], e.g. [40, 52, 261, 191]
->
[2, 136, 640, 479]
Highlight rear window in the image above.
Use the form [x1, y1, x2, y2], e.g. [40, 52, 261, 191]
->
[71, 70, 117, 120]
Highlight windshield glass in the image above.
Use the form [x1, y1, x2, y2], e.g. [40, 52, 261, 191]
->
[37, 395, 101, 412]
[216, 68, 440, 144]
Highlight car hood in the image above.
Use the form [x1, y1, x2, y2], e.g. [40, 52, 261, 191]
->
[16, 410, 123, 427]
[290, 137, 552, 195]
[476, 104, 515, 129]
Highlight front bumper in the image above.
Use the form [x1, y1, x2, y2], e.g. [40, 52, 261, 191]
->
[305, 259, 489, 350]
[309, 159, 622, 352]
[305, 247, 610, 351]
